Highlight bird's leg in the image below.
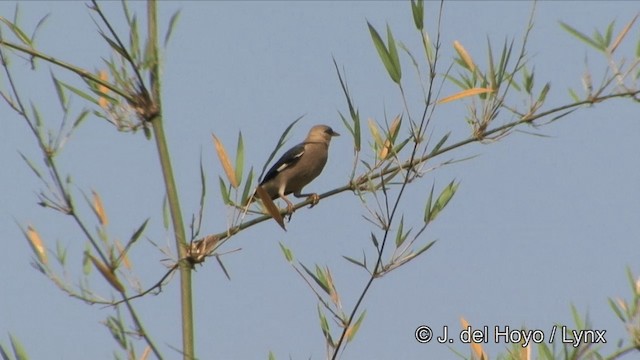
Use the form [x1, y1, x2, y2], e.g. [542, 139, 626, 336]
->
[280, 195, 295, 221]
[294, 192, 320, 208]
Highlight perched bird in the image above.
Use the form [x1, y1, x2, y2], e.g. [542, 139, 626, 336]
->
[257, 124, 340, 214]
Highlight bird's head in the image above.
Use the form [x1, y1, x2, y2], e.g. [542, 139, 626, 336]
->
[308, 124, 340, 143]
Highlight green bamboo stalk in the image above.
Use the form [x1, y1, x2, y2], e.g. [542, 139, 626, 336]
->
[146, 0, 195, 358]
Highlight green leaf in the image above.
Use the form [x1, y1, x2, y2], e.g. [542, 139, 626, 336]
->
[333, 58, 361, 151]
[386, 24, 402, 83]
[218, 176, 231, 205]
[259, 116, 303, 181]
[410, 0, 424, 30]
[267, 351, 276, 360]
[538, 83, 550, 103]
[429, 131, 450, 156]
[370, 232, 379, 248]
[0, 341, 11, 360]
[300, 263, 330, 294]
[235, 132, 244, 187]
[129, 15, 140, 63]
[72, 110, 90, 130]
[604, 20, 615, 48]
[368, 22, 401, 84]
[82, 244, 92, 276]
[30, 102, 42, 130]
[164, 10, 182, 47]
[395, 216, 405, 247]
[424, 183, 435, 223]
[317, 305, 333, 345]
[127, 219, 149, 245]
[278, 242, 294, 262]
[426, 181, 458, 223]
[570, 304, 585, 330]
[18, 152, 43, 180]
[55, 240, 67, 265]
[607, 298, 626, 322]
[342, 255, 366, 269]
[60, 82, 99, 105]
[98, 31, 128, 59]
[537, 342, 554, 360]
[523, 66, 534, 94]
[50, 71, 67, 111]
[568, 88, 580, 102]
[413, 240, 436, 258]
[241, 167, 254, 205]
[0, 16, 32, 47]
[559, 21, 604, 52]
[9, 334, 28, 360]
[347, 310, 367, 342]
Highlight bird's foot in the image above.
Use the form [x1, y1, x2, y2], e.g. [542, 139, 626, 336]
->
[285, 203, 295, 222]
[307, 193, 320, 208]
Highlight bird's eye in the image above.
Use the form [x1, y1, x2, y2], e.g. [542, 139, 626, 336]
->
[324, 128, 333, 134]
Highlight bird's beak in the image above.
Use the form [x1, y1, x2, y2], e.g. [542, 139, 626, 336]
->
[330, 130, 340, 137]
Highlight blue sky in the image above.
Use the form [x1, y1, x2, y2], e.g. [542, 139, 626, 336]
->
[1, 1, 639, 359]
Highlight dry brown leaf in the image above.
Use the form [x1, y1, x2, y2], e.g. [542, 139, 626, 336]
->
[212, 134, 238, 188]
[256, 186, 286, 230]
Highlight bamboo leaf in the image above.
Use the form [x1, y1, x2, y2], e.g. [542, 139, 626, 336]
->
[609, 13, 638, 54]
[559, 21, 604, 52]
[0, 16, 32, 46]
[607, 298, 626, 322]
[9, 334, 28, 360]
[437, 88, 493, 104]
[18, 152, 43, 180]
[370, 232, 379, 248]
[346, 310, 367, 343]
[342, 255, 366, 269]
[88, 253, 124, 293]
[82, 244, 92, 275]
[278, 242, 294, 262]
[301, 263, 330, 294]
[23, 224, 47, 265]
[317, 306, 334, 346]
[333, 58, 361, 151]
[411, 0, 424, 31]
[453, 40, 476, 72]
[212, 133, 238, 188]
[430, 180, 458, 222]
[164, 9, 182, 47]
[367, 118, 384, 150]
[216, 256, 231, 280]
[235, 132, 244, 187]
[429, 131, 451, 156]
[218, 176, 231, 205]
[256, 186, 285, 231]
[61, 82, 99, 105]
[50, 71, 67, 111]
[395, 216, 405, 247]
[259, 116, 303, 181]
[72, 109, 90, 130]
[538, 83, 550, 103]
[386, 24, 402, 84]
[241, 167, 254, 205]
[368, 22, 401, 84]
[92, 190, 108, 226]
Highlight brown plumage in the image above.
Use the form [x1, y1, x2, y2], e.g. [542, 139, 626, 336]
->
[258, 124, 339, 213]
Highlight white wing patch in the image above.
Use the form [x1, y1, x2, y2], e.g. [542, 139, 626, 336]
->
[276, 149, 304, 172]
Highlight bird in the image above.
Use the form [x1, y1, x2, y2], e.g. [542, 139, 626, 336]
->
[256, 124, 340, 214]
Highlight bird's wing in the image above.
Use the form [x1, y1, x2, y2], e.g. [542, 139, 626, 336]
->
[260, 142, 306, 185]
